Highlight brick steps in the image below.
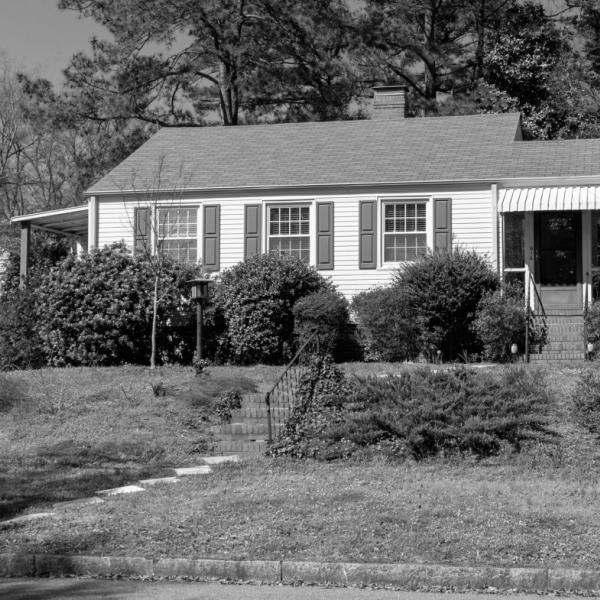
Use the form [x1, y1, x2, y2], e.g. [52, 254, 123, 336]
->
[210, 392, 292, 455]
[530, 310, 586, 361]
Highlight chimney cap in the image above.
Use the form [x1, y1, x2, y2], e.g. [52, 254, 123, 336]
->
[372, 85, 408, 95]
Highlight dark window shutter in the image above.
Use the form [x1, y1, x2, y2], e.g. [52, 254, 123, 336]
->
[134, 207, 150, 255]
[244, 204, 261, 259]
[434, 198, 452, 253]
[316, 202, 334, 270]
[203, 205, 220, 271]
[359, 200, 377, 269]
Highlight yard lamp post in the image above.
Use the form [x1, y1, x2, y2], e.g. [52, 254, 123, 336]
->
[189, 278, 212, 360]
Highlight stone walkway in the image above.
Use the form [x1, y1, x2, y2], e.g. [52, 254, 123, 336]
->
[1, 455, 239, 526]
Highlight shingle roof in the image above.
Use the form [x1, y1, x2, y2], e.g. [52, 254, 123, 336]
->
[85, 113, 600, 194]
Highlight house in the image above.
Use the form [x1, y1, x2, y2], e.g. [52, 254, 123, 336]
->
[11, 87, 600, 316]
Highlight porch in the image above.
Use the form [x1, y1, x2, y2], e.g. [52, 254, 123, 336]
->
[499, 186, 600, 361]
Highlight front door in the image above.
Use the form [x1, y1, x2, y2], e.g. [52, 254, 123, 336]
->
[534, 211, 582, 307]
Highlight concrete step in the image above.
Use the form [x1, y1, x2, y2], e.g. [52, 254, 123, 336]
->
[213, 440, 268, 455]
[210, 423, 272, 436]
[230, 407, 288, 421]
[530, 351, 586, 361]
[240, 393, 267, 409]
[545, 341, 586, 351]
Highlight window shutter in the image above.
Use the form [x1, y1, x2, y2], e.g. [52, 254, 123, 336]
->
[134, 207, 150, 255]
[359, 200, 377, 269]
[244, 204, 261, 259]
[434, 198, 452, 253]
[316, 202, 334, 270]
[203, 205, 220, 271]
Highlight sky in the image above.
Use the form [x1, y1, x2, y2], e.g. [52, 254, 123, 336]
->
[0, 0, 106, 84]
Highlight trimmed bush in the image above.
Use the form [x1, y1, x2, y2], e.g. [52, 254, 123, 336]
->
[293, 289, 357, 361]
[35, 243, 199, 366]
[213, 253, 330, 364]
[351, 286, 419, 361]
[474, 286, 548, 361]
[271, 362, 552, 461]
[474, 287, 526, 361]
[398, 250, 499, 360]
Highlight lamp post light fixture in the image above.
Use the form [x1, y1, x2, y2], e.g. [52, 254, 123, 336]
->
[189, 278, 212, 360]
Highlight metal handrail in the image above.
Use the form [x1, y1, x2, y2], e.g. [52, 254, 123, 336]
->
[524, 266, 547, 363]
[264, 332, 321, 444]
[505, 265, 546, 362]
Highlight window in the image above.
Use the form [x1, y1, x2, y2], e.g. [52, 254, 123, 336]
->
[157, 207, 198, 264]
[383, 201, 427, 262]
[268, 205, 310, 262]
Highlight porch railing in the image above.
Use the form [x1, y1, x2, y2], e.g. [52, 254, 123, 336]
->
[503, 264, 547, 362]
[264, 332, 322, 445]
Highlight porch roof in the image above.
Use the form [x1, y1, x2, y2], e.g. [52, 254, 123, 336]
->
[498, 186, 600, 213]
[10, 205, 89, 237]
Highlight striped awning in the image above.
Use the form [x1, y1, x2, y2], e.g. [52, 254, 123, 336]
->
[499, 186, 600, 212]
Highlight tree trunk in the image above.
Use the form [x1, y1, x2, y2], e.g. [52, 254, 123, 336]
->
[150, 274, 158, 369]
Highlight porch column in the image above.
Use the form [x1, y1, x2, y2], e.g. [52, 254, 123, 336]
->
[87, 195, 97, 251]
[19, 221, 31, 289]
[491, 184, 499, 273]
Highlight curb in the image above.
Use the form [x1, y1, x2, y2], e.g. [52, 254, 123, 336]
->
[2, 553, 600, 592]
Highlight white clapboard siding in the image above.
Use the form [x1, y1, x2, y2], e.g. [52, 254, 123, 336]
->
[95, 187, 494, 300]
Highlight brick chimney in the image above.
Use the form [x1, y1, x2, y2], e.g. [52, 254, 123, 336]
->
[372, 86, 407, 120]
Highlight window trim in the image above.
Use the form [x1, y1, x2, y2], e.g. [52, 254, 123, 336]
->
[266, 201, 312, 263]
[153, 204, 200, 265]
[378, 196, 432, 267]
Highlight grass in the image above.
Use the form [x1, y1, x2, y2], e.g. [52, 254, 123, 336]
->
[3, 361, 600, 569]
[0, 365, 279, 520]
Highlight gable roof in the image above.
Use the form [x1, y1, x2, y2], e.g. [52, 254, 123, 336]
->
[87, 112, 600, 195]
[87, 113, 527, 194]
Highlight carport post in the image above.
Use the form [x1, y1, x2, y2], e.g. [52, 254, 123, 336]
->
[19, 221, 30, 289]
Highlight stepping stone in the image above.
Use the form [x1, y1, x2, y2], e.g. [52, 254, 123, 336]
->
[96, 485, 146, 496]
[139, 476, 180, 486]
[173, 465, 212, 476]
[202, 455, 239, 465]
[1, 512, 55, 526]
[53, 497, 104, 509]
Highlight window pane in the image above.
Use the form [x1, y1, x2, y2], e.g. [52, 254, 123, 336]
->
[504, 212, 524, 269]
[157, 207, 198, 264]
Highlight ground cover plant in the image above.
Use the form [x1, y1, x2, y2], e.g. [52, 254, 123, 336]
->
[0, 365, 280, 520]
[4, 363, 600, 571]
[270, 358, 552, 460]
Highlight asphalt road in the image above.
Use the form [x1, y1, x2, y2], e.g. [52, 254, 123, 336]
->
[0, 579, 581, 600]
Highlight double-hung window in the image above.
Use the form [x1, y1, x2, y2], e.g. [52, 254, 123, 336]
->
[383, 201, 427, 262]
[268, 205, 310, 262]
[157, 207, 198, 264]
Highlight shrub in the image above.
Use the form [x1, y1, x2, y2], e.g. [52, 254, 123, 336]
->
[398, 250, 499, 360]
[213, 253, 330, 364]
[0, 235, 70, 371]
[35, 243, 199, 366]
[293, 290, 357, 361]
[585, 301, 600, 348]
[474, 286, 526, 361]
[351, 286, 419, 361]
[0, 289, 46, 371]
[572, 368, 600, 435]
[271, 363, 552, 461]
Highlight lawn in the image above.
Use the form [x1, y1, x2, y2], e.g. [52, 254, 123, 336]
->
[3, 362, 600, 569]
[0, 365, 281, 520]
